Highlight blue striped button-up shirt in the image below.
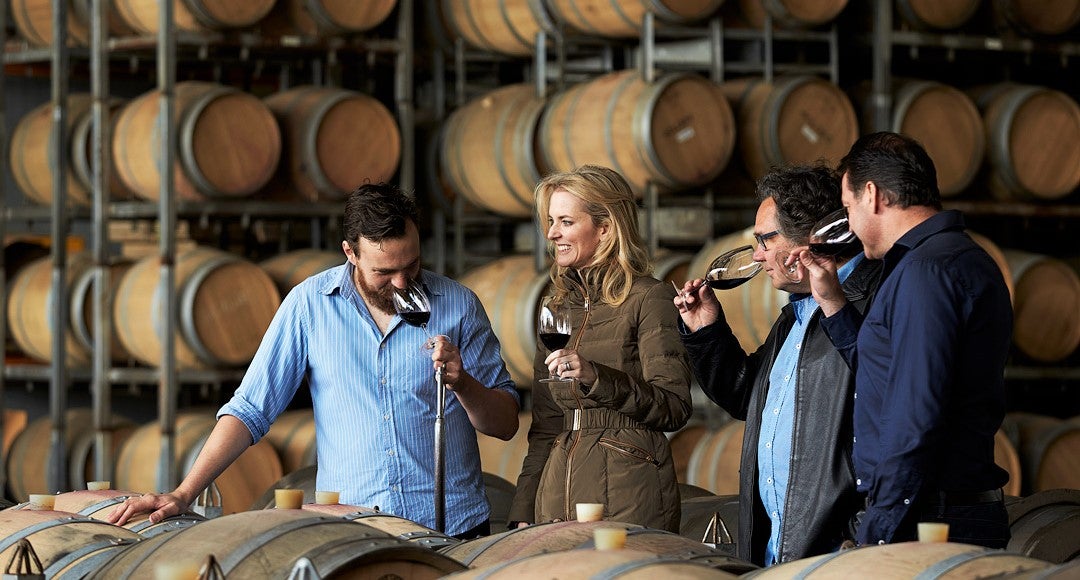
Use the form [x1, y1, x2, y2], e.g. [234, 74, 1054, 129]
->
[219, 264, 518, 535]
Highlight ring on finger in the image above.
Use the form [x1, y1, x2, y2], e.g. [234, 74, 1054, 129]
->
[563, 361, 571, 372]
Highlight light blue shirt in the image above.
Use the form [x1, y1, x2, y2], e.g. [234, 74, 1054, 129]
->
[759, 254, 863, 564]
[219, 264, 518, 535]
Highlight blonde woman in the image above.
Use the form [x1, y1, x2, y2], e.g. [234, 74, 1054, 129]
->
[508, 165, 693, 532]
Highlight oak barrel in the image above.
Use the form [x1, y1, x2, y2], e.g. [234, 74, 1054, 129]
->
[113, 0, 275, 35]
[113, 246, 282, 369]
[441, 520, 719, 568]
[546, 0, 723, 37]
[301, 503, 459, 550]
[1002, 412, 1080, 494]
[10, 0, 134, 47]
[690, 227, 787, 352]
[441, 84, 544, 218]
[736, 0, 848, 29]
[457, 255, 549, 390]
[0, 509, 141, 579]
[259, 0, 398, 36]
[539, 69, 736, 195]
[6, 408, 135, 501]
[744, 541, 1052, 578]
[86, 510, 466, 579]
[721, 75, 858, 181]
[44, 489, 205, 537]
[440, 0, 554, 56]
[476, 412, 531, 485]
[971, 83, 1080, 201]
[259, 249, 342, 298]
[994, 428, 1022, 498]
[263, 408, 318, 474]
[993, 0, 1080, 36]
[113, 81, 282, 202]
[967, 230, 1014, 304]
[897, 0, 981, 30]
[1003, 249, 1080, 363]
[9, 94, 94, 206]
[889, 80, 985, 197]
[1006, 489, 1080, 564]
[114, 413, 284, 515]
[685, 421, 745, 496]
[653, 251, 693, 288]
[70, 98, 138, 202]
[669, 422, 709, 484]
[6, 254, 93, 365]
[445, 548, 739, 579]
[263, 85, 400, 202]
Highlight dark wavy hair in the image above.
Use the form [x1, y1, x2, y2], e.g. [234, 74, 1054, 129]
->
[343, 183, 420, 253]
[838, 131, 941, 210]
[757, 163, 842, 245]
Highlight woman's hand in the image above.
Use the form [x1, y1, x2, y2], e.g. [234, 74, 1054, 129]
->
[545, 349, 597, 386]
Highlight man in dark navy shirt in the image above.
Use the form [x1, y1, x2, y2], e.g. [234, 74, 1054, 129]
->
[799, 132, 1012, 548]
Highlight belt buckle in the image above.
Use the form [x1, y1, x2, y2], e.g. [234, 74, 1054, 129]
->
[572, 409, 581, 430]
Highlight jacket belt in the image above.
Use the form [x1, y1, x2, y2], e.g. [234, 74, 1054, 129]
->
[563, 408, 645, 431]
[928, 488, 1004, 506]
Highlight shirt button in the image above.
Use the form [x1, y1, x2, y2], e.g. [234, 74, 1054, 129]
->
[854, 393, 858, 399]
[853, 437, 857, 443]
[380, 378, 386, 384]
[795, 344, 800, 350]
[392, 485, 399, 491]
[773, 409, 780, 415]
[784, 375, 790, 381]
[387, 450, 395, 456]
[767, 477, 773, 484]
[856, 479, 862, 485]
[384, 414, 390, 420]
[903, 499, 910, 505]
[772, 511, 778, 517]
[765, 442, 772, 449]
[878, 540, 885, 545]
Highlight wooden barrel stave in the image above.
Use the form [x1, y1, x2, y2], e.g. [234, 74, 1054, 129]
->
[259, 249, 342, 298]
[1003, 250, 1080, 363]
[113, 246, 282, 369]
[263, 408, 318, 474]
[113, 0, 275, 35]
[441, 84, 544, 218]
[538, 70, 736, 195]
[547, 0, 723, 37]
[86, 510, 466, 578]
[685, 421, 745, 496]
[263, 85, 400, 202]
[113, 81, 282, 202]
[456, 255, 550, 390]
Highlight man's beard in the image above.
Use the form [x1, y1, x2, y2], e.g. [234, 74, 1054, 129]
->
[355, 269, 399, 316]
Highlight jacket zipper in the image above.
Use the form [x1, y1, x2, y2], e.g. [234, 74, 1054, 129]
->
[564, 272, 591, 519]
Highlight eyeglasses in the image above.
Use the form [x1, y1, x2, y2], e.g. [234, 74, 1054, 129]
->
[754, 230, 780, 251]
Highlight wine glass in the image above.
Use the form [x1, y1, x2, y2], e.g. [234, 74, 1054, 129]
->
[774, 249, 802, 283]
[808, 208, 860, 257]
[392, 279, 436, 351]
[704, 245, 762, 290]
[537, 296, 572, 383]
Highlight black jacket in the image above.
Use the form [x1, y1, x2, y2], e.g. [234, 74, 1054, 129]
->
[681, 257, 881, 565]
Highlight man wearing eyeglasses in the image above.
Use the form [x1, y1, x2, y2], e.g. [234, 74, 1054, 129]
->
[675, 164, 881, 566]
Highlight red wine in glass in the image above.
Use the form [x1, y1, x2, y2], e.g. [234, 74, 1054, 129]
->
[537, 296, 572, 383]
[809, 208, 860, 257]
[539, 332, 571, 351]
[703, 245, 762, 290]
[392, 279, 436, 351]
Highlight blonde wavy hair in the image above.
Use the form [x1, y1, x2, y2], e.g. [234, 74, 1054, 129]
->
[534, 165, 651, 307]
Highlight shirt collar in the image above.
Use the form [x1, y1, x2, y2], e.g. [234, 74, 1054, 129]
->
[788, 253, 866, 322]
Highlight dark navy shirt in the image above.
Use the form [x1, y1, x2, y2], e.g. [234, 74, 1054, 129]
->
[821, 210, 1012, 545]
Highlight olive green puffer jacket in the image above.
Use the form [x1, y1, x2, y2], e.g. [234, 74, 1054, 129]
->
[508, 274, 693, 532]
